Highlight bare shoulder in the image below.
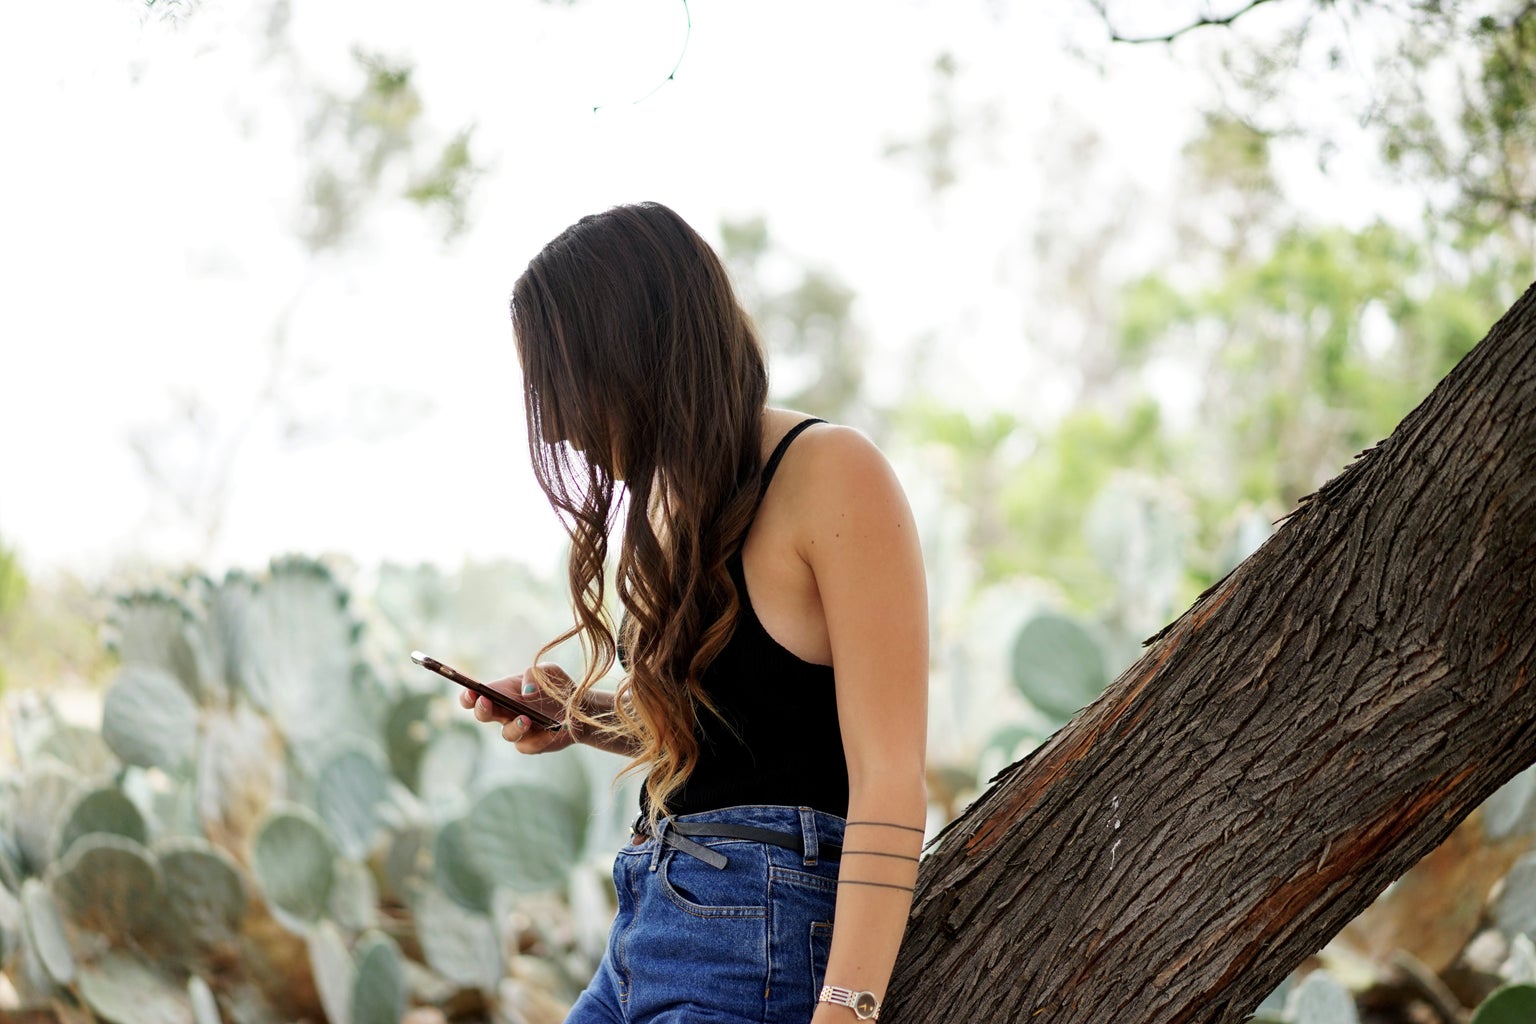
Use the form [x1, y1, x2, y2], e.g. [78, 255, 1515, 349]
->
[793, 424, 903, 494]
[781, 424, 916, 541]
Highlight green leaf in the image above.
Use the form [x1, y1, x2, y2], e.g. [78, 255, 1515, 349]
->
[418, 725, 481, 822]
[8, 769, 84, 871]
[306, 920, 355, 1024]
[251, 807, 337, 926]
[1471, 985, 1536, 1024]
[463, 783, 587, 894]
[56, 786, 149, 860]
[1009, 612, 1109, 722]
[412, 882, 502, 990]
[155, 838, 247, 948]
[35, 724, 119, 779]
[48, 834, 163, 942]
[21, 878, 75, 986]
[434, 818, 493, 913]
[111, 592, 207, 701]
[102, 666, 199, 772]
[77, 951, 193, 1024]
[349, 931, 405, 1024]
[383, 692, 436, 792]
[316, 749, 388, 860]
[328, 857, 378, 932]
[240, 559, 363, 772]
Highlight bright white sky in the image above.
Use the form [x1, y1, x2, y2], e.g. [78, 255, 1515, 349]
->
[0, 0, 1397, 580]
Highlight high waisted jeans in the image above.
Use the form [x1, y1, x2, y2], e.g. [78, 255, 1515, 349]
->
[565, 805, 845, 1024]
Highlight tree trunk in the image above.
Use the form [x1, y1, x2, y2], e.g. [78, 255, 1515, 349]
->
[888, 282, 1536, 1023]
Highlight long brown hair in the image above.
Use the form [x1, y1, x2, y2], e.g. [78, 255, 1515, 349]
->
[510, 202, 769, 820]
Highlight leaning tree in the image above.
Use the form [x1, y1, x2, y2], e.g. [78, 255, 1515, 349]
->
[886, 281, 1536, 1022]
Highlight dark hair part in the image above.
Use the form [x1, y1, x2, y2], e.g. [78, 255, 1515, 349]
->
[510, 202, 769, 821]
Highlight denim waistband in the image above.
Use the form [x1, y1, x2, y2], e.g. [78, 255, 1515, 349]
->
[630, 804, 845, 871]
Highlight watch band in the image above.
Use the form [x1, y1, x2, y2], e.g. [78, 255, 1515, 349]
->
[818, 984, 881, 1020]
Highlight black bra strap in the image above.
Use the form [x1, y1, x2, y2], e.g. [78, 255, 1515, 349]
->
[759, 418, 826, 492]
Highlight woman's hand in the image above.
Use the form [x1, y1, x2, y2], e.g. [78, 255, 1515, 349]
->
[459, 663, 578, 754]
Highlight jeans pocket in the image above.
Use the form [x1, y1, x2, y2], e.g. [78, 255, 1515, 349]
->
[809, 920, 833, 993]
[658, 844, 770, 918]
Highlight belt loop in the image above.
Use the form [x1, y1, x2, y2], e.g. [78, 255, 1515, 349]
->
[798, 806, 819, 866]
[649, 818, 669, 873]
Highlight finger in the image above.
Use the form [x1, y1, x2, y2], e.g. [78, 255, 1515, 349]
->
[501, 715, 532, 744]
[474, 696, 512, 724]
[515, 723, 564, 755]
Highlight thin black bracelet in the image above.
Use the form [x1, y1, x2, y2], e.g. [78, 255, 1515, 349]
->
[841, 849, 920, 862]
[846, 820, 925, 833]
[838, 879, 916, 892]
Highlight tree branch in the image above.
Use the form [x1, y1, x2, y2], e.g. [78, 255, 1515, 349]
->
[1088, 0, 1284, 45]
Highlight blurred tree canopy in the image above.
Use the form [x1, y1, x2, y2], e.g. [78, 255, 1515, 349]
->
[902, 0, 1534, 627]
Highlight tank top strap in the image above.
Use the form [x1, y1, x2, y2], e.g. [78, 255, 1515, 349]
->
[757, 418, 826, 500]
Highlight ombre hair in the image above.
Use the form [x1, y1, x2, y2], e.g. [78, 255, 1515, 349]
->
[510, 202, 769, 822]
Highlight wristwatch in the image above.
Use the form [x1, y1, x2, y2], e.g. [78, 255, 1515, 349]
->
[818, 985, 881, 1020]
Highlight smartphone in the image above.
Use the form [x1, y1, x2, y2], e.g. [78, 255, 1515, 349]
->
[410, 651, 565, 732]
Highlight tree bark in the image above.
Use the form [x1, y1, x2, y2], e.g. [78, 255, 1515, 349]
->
[888, 282, 1536, 1023]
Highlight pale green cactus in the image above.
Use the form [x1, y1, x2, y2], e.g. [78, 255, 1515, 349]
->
[411, 882, 502, 991]
[251, 805, 337, 929]
[315, 748, 389, 861]
[350, 931, 406, 1024]
[49, 834, 163, 944]
[55, 786, 148, 861]
[155, 838, 246, 953]
[20, 879, 74, 987]
[1009, 611, 1109, 723]
[102, 665, 199, 773]
[0, 553, 607, 1020]
[462, 783, 589, 895]
[307, 920, 356, 1024]
[77, 951, 194, 1024]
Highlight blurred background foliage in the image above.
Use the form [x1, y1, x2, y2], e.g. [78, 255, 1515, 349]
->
[4, 0, 1536, 1021]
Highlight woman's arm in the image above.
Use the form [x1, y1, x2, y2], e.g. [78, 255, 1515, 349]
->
[794, 427, 929, 1022]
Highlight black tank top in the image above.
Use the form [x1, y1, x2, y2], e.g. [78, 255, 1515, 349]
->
[638, 418, 847, 819]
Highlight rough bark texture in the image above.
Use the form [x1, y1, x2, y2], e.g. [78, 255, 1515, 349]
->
[887, 282, 1536, 1023]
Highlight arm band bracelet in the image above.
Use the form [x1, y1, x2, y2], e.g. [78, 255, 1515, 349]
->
[837, 879, 916, 892]
[841, 849, 920, 862]
[845, 820, 925, 833]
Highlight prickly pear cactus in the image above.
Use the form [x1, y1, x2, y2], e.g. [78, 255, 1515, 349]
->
[155, 838, 246, 953]
[251, 805, 337, 929]
[1009, 611, 1109, 723]
[55, 786, 148, 860]
[101, 665, 198, 773]
[49, 834, 163, 943]
[0, 553, 608, 1021]
[350, 931, 406, 1024]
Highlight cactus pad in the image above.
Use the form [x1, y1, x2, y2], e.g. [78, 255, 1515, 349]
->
[21, 878, 76, 986]
[462, 783, 587, 894]
[1009, 612, 1109, 722]
[251, 806, 337, 926]
[48, 834, 162, 942]
[102, 666, 198, 773]
[349, 931, 405, 1024]
[56, 786, 149, 860]
[316, 749, 388, 861]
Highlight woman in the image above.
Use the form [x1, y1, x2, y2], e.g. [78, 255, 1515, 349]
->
[463, 202, 928, 1023]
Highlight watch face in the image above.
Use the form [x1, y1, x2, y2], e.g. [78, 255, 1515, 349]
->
[854, 992, 879, 1018]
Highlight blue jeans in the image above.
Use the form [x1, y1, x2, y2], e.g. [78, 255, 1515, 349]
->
[566, 805, 845, 1024]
